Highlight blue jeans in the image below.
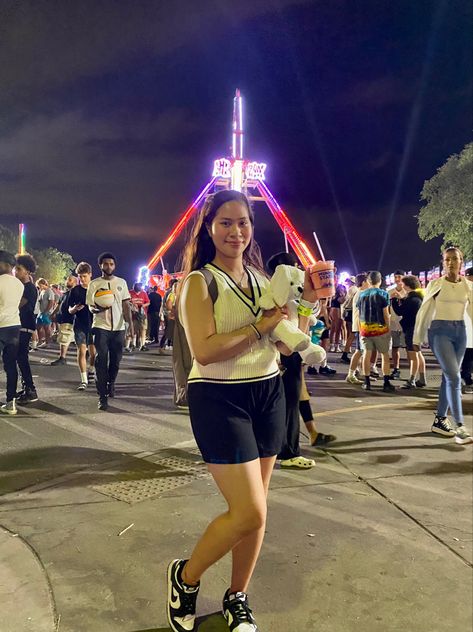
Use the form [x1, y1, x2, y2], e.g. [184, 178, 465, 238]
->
[428, 320, 466, 424]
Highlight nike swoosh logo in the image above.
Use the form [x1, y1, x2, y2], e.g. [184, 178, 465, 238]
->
[170, 586, 181, 608]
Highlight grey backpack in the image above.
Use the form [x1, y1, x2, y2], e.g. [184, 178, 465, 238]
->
[172, 269, 218, 407]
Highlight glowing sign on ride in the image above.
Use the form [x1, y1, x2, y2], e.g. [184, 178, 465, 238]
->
[246, 161, 267, 181]
[212, 158, 232, 179]
[212, 158, 267, 182]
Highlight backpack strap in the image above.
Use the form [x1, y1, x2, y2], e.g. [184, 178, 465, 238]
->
[200, 268, 218, 304]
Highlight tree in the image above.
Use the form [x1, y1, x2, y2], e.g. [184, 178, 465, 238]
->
[32, 247, 76, 284]
[418, 142, 473, 259]
[0, 225, 18, 254]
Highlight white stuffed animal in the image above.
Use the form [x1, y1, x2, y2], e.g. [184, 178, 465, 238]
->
[259, 264, 326, 366]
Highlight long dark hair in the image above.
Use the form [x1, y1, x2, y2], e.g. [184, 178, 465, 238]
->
[180, 189, 264, 279]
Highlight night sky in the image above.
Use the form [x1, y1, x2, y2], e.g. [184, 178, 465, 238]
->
[1, 0, 471, 283]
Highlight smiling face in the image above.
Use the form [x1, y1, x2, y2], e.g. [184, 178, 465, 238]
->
[394, 274, 403, 288]
[208, 201, 252, 261]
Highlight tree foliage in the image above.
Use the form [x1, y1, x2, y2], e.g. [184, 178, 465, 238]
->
[32, 247, 76, 284]
[0, 224, 76, 284]
[0, 225, 18, 253]
[418, 142, 473, 259]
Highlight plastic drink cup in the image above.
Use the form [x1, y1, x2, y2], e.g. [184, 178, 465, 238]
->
[309, 260, 335, 298]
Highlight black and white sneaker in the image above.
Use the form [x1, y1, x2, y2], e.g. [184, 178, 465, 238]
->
[431, 415, 455, 437]
[16, 388, 39, 404]
[222, 589, 259, 631]
[167, 559, 199, 632]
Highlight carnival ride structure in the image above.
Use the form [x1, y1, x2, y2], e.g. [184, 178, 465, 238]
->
[144, 90, 321, 287]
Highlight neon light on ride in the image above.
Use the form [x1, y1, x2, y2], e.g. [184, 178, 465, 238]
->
[232, 88, 244, 160]
[256, 180, 316, 268]
[147, 177, 217, 270]
[136, 265, 150, 286]
[146, 90, 318, 273]
[18, 223, 26, 255]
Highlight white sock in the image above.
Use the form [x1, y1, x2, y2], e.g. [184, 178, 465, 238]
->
[348, 369, 355, 378]
[80, 372, 88, 384]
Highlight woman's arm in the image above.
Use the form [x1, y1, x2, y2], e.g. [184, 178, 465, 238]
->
[181, 274, 286, 366]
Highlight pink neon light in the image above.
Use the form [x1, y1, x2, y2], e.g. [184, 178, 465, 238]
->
[147, 177, 217, 270]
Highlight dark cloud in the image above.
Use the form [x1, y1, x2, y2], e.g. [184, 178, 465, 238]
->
[0, 0, 310, 111]
[340, 77, 413, 108]
[0, 0, 471, 282]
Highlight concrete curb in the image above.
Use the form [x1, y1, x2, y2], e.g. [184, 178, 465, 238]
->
[0, 524, 56, 632]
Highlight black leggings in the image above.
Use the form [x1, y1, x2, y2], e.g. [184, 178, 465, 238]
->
[461, 347, 473, 386]
[17, 331, 35, 390]
[278, 353, 303, 460]
[0, 326, 20, 402]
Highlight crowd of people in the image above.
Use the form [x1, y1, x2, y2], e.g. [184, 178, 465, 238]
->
[0, 189, 472, 632]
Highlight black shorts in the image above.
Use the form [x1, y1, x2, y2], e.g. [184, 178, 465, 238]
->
[74, 329, 93, 346]
[318, 317, 330, 340]
[343, 310, 353, 324]
[187, 376, 286, 464]
[404, 327, 415, 351]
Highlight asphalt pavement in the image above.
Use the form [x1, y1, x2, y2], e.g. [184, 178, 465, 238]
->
[0, 344, 472, 632]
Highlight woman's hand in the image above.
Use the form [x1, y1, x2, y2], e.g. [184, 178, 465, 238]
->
[257, 307, 287, 335]
[301, 269, 318, 303]
[412, 344, 420, 352]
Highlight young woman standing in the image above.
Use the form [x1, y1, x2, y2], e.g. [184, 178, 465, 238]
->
[167, 190, 317, 632]
[413, 247, 473, 443]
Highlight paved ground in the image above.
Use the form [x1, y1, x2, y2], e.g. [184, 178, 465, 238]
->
[0, 345, 472, 632]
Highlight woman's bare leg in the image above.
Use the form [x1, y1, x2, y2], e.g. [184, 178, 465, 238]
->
[182, 459, 268, 587]
[230, 456, 276, 592]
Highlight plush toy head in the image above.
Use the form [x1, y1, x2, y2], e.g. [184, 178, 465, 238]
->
[260, 264, 305, 309]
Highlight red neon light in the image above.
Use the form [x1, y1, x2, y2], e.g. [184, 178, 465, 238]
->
[147, 177, 217, 270]
[257, 181, 317, 268]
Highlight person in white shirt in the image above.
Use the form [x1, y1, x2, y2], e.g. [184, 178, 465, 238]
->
[345, 273, 369, 384]
[86, 252, 134, 411]
[413, 247, 473, 444]
[340, 276, 358, 363]
[0, 250, 25, 415]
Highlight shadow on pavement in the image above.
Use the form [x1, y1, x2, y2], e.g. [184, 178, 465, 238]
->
[0, 446, 203, 496]
[130, 612, 226, 632]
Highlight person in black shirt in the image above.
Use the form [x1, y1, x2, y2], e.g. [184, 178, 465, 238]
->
[391, 275, 426, 389]
[147, 285, 162, 343]
[68, 262, 95, 391]
[49, 275, 77, 366]
[14, 253, 39, 404]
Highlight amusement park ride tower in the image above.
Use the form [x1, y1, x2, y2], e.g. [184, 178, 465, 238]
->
[145, 90, 320, 282]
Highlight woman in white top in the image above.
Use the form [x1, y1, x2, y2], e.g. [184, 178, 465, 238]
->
[166, 190, 317, 632]
[413, 247, 473, 444]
